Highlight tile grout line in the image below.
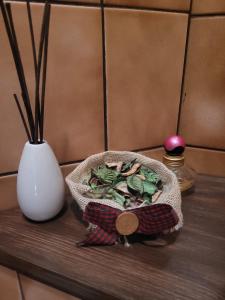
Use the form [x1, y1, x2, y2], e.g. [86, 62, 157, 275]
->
[186, 144, 225, 152]
[133, 145, 163, 152]
[103, 4, 188, 14]
[0, 170, 18, 177]
[17, 273, 25, 300]
[60, 159, 83, 166]
[10, 0, 100, 8]
[100, 0, 108, 151]
[192, 12, 225, 18]
[176, 0, 193, 135]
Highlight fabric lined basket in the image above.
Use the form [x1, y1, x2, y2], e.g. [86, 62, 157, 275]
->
[66, 151, 183, 246]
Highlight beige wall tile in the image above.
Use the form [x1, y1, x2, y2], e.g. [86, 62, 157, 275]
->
[20, 275, 80, 300]
[0, 265, 21, 300]
[141, 147, 225, 177]
[61, 163, 78, 178]
[179, 18, 225, 150]
[192, 0, 225, 14]
[185, 147, 225, 177]
[0, 2, 104, 174]
[105, 9, 188, 150]
[104, 0, 190, 11]
[0, 175, 17, 211]
[45, 5, 104, 163]
[0, 2, 27, 174]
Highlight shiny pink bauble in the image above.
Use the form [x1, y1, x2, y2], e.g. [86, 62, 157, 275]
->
[164, 135, 185, 152]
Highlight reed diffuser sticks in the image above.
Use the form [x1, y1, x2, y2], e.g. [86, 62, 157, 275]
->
[0, 0, 51, 144]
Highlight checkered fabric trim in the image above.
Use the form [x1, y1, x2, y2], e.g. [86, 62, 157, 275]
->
[79, 226, 118, 246]
[80, 202, 179, 246]
[135, 204, 179, 234]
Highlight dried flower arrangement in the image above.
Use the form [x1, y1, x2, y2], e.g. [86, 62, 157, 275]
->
[0, 0, 51, 144]
[66, 151, 183, 246]
[83, 159, 163, 208]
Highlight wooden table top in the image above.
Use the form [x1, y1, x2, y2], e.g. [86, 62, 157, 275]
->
[0, 174, 224, 300]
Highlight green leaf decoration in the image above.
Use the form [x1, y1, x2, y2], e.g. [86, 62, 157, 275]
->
[109, 189, 126, 207]
[84, 185, 111, 199]
[121, 158, 137, 173]
[127, 175, 144, 194]
[147, 173, 160, 184]
[93, 185, 111, 194]
[140, 166, 160, 184]
[90, 183, 97, 190]
[112, 175, 125, 186]
[93, 166, 119, 184]
[115, 181, 129, 194]
[143, 181, 157, 195]
[82, 160, 162, 209]
[143, 193, 152, 205]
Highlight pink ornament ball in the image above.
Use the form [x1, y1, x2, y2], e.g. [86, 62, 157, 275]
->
[164, 135, 185, 155]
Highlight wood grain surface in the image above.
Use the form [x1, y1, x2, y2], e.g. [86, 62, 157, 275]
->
[0, 175, 224, 300]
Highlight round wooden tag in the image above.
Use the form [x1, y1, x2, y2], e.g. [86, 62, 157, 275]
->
[115, 212, 139, 236]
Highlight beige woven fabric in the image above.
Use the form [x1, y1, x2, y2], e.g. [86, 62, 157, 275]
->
[66, 151, 183, 230]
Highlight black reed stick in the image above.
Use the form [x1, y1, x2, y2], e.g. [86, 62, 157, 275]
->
[34, 1, 49, 143]
[40, 3, 51, 142]
[5, 3, 35, 141]
[13, 94, 32, 143]
[26, 0, 37, 78]
[26, 0, 40, 143]
[0, 0, 51, 144]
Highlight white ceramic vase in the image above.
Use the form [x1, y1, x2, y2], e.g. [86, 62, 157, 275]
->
[17, 141, 65, 221]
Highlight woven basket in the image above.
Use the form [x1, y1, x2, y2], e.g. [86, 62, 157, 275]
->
[66, 151, 183, 231]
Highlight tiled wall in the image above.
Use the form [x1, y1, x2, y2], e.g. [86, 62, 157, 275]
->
[0, 265, 79, 300]
[0, 0, 225, 210]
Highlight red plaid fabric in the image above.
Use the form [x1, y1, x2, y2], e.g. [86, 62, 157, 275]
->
[79, 226, 118, 246]
[80, 202, 179, 246]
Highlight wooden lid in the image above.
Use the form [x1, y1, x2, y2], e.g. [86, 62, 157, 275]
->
[115, 212, 139, 236]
